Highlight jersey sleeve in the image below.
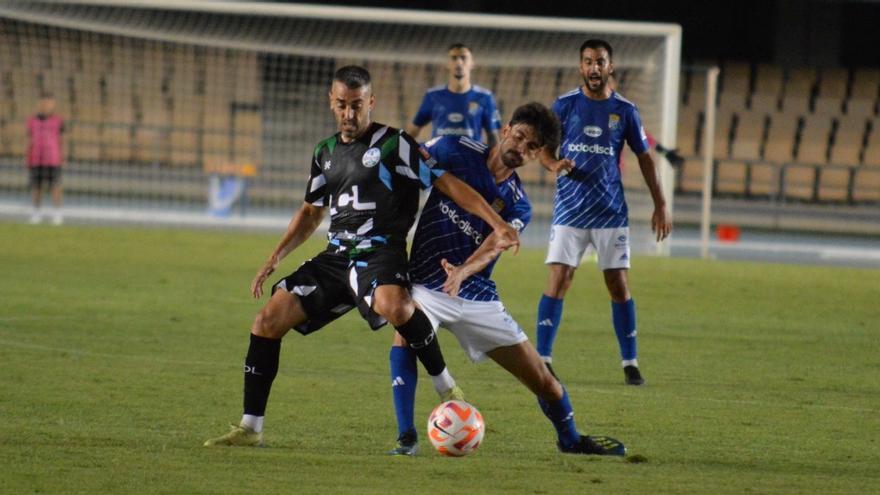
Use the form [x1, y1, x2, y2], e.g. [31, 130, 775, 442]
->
[483, 94, 502, 132]
[303, 152, 327, 206]
[504, 182, 532, 234]
[625, 106, 650, 155]
[412, 92, 433, 127]
[392, 132, 445, 190]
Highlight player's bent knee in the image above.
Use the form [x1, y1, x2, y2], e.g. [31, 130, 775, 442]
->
[373, 293, 415, 326]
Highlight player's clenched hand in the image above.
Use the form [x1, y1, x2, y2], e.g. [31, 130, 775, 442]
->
[651, 206, 672, 242]
[250, 256, 279, 299]
[441, 258, 465, 298]
[493, 223, 520, 255]
[548, 158, 574, 177]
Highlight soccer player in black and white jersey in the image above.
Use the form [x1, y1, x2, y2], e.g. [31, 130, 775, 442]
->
[203, 66, 520, 448]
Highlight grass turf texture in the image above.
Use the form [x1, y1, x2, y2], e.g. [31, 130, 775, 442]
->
[1, 222, 878, 494]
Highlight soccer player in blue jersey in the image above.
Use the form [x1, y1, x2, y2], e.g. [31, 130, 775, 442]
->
[407, 43, 501, 146]
[535, 39, 672, 386]
[387, 103, 626, 457]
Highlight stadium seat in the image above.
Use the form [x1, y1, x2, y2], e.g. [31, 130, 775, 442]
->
[170, 130, 198, 166]
[495, 67, 528, 118]
[863, 122, 880, 167]
[70, 123, 102, 161]
[133, 127, 166, 163]
[368, 61, 402, 127]
[676, 106, 701, 156]
[813, 68, 848, 115]
[748, 161, 781, 197]
[683, 69, 708, 112]
[781, 68, 816, 115]
[817, 166, 852, 202]
[526, 66, 560, 108]
[679, 157, 707, 194]
[730, 110, 767, 161]
[829, 115, 868, 166]
[712, 108, 735, 158]
[782, 163, 817, 201]
[852, 167, 880, 202]
[763, 112, 799, 164]
[233, 51, 260, 103]
[719, 61, 750, 110]
[400, 63, 431, 125]
[101, 124, 132, 161]
[847, 68, 879, 116]
[715, 159, 747, 195]
[796, 115, 833, 164]
[751, 64, 783, 112]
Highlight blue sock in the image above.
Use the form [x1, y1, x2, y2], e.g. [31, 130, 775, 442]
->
[536, 295, 564, 359]
[389, 345, 418, 438]
[538, 387, 580, 448]
[612, 299, 637, 362]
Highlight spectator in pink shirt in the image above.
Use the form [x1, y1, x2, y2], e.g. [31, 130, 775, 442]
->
[26, 93, 65, 225]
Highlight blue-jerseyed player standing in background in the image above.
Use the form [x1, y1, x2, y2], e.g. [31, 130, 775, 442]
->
[407, 43, 501, 146]
[387, 103, 626, 457]
[536, 39, 672, 386]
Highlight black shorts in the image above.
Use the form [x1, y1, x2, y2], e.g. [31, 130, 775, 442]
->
[28, 166, 61, 188]
[272, 243, 410, 335]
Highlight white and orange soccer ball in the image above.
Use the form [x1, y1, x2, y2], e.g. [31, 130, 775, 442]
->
[427, 400, 485, 456]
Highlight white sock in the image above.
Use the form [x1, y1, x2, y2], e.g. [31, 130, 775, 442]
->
[430, 367, 455, 395]
[240, 414, 264, 433]
[622, 359, 639, 367]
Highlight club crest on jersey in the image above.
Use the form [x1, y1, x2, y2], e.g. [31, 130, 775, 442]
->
[362, 147, 381, 168]
[447, 112, 464, 123]
[608, 114, 621, 130]
[491, 197, 505, 212]
[468, 102, 480, 115]
[583, 125, 603, 138]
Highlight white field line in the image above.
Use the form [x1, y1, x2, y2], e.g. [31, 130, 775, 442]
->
[672, 238, 880, 261]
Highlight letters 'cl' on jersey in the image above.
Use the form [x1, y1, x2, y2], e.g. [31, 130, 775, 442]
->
[409, 135, 531, 302]
[552, 89, 649, 229]
[305, 122, 445, 254]
[412, 85, 501, 143]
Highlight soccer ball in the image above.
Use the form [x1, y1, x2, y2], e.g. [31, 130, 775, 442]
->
[427, 400, 485, 456]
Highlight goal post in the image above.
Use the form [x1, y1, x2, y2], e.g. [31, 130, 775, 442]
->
[0, 0, 680, 252]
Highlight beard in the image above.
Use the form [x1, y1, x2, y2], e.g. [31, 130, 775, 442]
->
[501, 150, 524, 169]
[584, 73, 606, 92]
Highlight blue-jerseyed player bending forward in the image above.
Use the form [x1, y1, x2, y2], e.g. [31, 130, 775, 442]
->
[536, 39, 672, 386]
[387, 103, 626, 457]
[407, 43, 501, 146]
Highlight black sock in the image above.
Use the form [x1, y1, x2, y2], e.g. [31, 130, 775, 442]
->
[243, 333, 281, 416]
[394, 308, 446, 376]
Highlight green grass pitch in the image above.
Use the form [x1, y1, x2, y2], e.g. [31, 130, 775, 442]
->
[1, 222, 878, 494]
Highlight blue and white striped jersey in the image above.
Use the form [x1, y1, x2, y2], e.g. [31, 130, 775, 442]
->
[412, 85, 501, 143]
[551, 89, 649, 229]
[409, 135, 531, 302]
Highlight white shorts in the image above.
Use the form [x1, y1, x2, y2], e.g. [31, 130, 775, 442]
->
[545, 225, 631, 270]
[411, 284, 528, 363]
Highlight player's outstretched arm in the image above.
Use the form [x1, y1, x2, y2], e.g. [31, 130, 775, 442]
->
[440, 231, 508, 297]
[635, 151, 672, 242]
[432, 173, 520, 253]
[251, 202, 325, 298]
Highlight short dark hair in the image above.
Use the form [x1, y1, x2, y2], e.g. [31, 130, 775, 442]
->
[509, 102, 560, 151]
[447, 42, 471, 52]
[333, 65, 371, 89]
[579, 39, 613, 60]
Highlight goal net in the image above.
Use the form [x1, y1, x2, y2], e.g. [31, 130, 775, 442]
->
[0, 1, 680, 250]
